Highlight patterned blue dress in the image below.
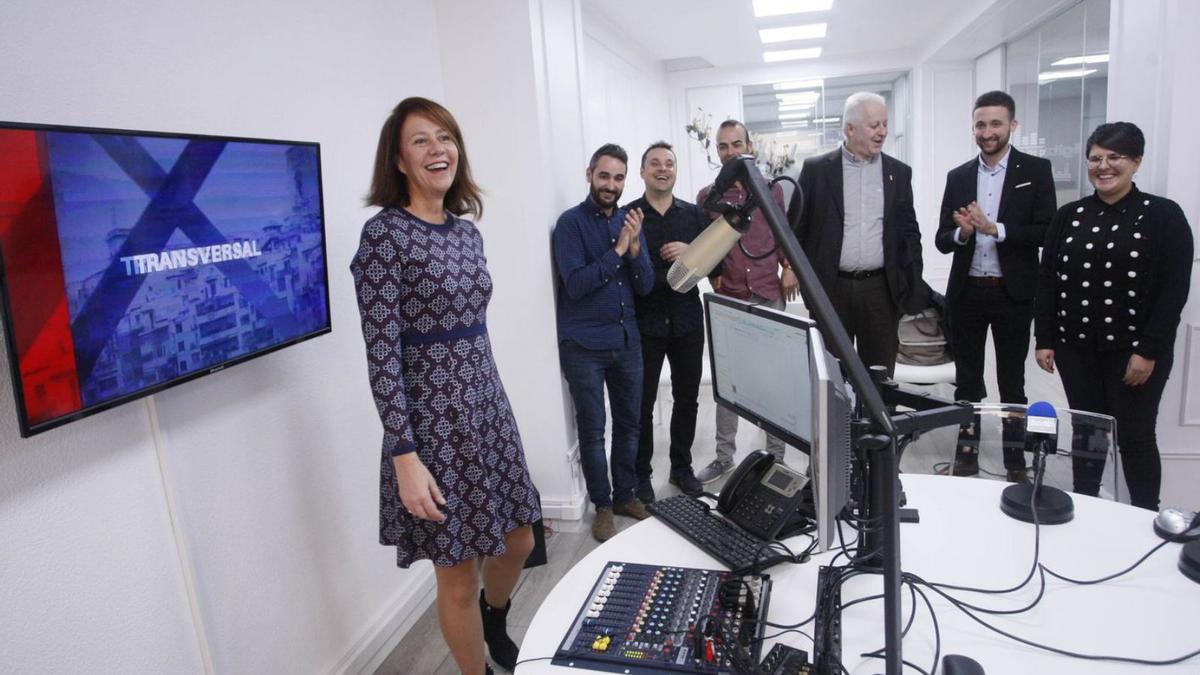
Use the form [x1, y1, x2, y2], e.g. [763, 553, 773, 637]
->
[351, 207, 541, 568]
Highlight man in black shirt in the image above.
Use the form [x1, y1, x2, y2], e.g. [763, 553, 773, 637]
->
[627, 141, 708, 500]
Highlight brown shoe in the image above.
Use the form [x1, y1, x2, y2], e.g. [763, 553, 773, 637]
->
[613, 497, 651, 520]
[1006, 468, 1030, 484]
[592, 508, 616, 542]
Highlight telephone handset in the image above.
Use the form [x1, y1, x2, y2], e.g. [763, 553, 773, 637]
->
[717, 450, 809, 541]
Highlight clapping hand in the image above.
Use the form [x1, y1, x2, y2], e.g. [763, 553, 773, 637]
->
[966, 202, 998, 237]
[952, 207, 975, 238]
[623, 208, 644, 257]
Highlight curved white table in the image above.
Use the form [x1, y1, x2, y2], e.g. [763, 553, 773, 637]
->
[517, 475, 1200, 673]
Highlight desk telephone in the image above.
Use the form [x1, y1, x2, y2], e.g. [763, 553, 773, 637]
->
[718, 450, 812, 540]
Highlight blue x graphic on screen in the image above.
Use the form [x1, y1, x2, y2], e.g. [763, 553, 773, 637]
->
[50, 132, 327, 406]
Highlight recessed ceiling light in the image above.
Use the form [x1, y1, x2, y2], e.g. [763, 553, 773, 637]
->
[776, 91, 821, 104]
[764, 47, 822, 63]
[779, 112, 810, 120]
[1037, 68, 1097, 82]
[777, 104, 814, 113]
[781, 120, 811, 128]
[773, 79, 824, 91]
[813, 116, 841, 124]
[1050, 54, 1109, 67]
[753, 0, 834, 18]
[759, 23, 827, 43]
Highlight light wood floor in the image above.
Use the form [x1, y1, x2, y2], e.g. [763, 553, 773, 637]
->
[377, 363, 1113, 674]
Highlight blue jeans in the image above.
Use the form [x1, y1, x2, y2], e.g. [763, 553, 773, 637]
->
[559, 342, 642, 508]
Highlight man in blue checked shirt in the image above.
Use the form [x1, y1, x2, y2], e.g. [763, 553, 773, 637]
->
[552, 143, 655, 542]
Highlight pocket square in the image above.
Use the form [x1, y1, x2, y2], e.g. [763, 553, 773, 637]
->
[1014, 181, 1032, 189]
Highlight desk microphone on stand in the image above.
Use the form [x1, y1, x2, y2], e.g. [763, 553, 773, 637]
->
[1000, 401, 1074, 524]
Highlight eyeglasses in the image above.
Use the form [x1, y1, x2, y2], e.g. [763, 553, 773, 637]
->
[1086, 154, 1130, 168]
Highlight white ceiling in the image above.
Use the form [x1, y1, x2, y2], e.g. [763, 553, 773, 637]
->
[581, 0, 971, 69]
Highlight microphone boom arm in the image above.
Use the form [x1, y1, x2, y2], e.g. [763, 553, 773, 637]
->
[729, 154, 906, 675]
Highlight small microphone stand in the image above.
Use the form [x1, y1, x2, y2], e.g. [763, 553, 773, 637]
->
[999, 434, 1075, 524]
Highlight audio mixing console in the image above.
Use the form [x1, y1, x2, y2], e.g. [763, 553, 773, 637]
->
[552, 561, 772, 674]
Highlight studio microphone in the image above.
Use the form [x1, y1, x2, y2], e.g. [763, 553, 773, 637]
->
[1024, 400, 1058, 457]
[1000, 400, 1075, 524]
[666, 211, 746, 292]
[667, 154, 757, 293]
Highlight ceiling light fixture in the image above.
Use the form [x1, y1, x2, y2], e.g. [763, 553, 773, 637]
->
[776, 90, 821, 103]
[764, 47, 822, 63]
[1050, 54, 1109, 67]
[813, 116, 841, 124]
[759, 23, 827, 43]
[1037, 68, 1097, 82]
[773, 79, 824, 91]
[778, 112, 810, 120]
[753, 0, 834, 18]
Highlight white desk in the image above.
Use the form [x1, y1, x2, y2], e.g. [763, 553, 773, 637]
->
[517, 475, 1200, 673]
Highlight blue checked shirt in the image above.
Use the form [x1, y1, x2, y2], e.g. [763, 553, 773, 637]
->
[553, 197, 654, 349]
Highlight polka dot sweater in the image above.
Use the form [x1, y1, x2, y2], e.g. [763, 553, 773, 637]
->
[1035, 185, 1193, 360]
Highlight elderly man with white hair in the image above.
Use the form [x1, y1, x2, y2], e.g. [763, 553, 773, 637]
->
[794, 91, 925, 375]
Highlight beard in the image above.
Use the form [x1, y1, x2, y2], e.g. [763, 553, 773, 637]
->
[978, 131, 1011, 155]
[590, 183, 622, 209]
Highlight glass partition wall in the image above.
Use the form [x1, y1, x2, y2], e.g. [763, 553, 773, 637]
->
[740, 70, 910, 179]
[1007, 0, 1110, 204]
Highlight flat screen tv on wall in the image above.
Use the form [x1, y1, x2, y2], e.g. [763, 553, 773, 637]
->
[0, 121, 331, 437]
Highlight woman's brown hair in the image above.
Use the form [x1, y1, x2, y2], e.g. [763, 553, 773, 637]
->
[366, 97, 483, 219]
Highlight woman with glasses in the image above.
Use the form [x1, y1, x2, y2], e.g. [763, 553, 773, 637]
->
[1033, 122, 1193, 510]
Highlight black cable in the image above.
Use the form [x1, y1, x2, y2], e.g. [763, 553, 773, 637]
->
[1041, 539, 1172, 585]
[917, 578, 1200, 666]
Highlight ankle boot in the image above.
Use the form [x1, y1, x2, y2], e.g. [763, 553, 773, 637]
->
[479, 590, 519, 670]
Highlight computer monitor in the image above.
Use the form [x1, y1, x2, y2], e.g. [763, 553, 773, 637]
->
[704, 293, 853, 551]
[807, 326, 853, 552]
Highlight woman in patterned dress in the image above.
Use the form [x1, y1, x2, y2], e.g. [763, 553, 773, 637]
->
[1034, 122, 1193, 510]
[352, 97, 541, 675]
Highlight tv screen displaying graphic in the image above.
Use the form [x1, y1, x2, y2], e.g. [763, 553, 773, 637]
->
[0, 122, 331, 436]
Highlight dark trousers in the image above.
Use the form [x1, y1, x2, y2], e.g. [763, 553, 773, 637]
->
[636, 329, 704, 478]
[1055, 343, 1173, 510]
[559, 342, 642, 509]
[831, 273, 899, 376]
[950, 284, 1033, 471]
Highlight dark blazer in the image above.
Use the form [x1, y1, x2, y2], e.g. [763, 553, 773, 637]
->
[934, 147, 1055, 303]
[795, 148, 925, 314]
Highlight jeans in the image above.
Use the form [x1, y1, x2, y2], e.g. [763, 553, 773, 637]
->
[559, 341, 642, 508]
[637, 328, 704, 478]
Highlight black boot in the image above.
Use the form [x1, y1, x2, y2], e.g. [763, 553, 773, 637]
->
[479, 590, 519, 670]
[484, 667, 494, 675]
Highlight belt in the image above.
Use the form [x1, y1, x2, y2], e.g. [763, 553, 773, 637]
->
[837, 268, 883, 280]
[966, 276, 1004, 287]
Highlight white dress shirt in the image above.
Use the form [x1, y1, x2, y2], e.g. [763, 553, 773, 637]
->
[955, 147, 1010, 277]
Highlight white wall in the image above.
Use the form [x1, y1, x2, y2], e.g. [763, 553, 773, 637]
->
[579, 7, 672, 200]
[1107, 0, 1200, 506]
[0, 1, 445, 672]
[433, 0, 587, 520]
